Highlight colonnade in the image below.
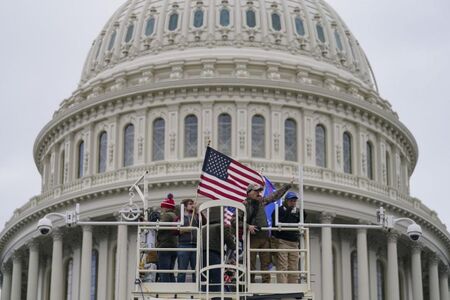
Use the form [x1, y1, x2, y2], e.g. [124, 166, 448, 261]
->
[1, 218, 449, 300]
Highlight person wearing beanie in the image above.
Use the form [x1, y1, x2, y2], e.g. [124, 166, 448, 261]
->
[156, 193, 178, 282]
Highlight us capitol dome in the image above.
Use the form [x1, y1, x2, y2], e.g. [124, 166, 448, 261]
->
[0, 0, 449, 300]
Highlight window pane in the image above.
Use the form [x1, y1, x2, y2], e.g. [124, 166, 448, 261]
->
[98, 132, 107, 173]
[65, 259, 73, 300]
[295, 17, 305, 36]
[385, 152, 390, 186]
[78, 141, 84, 178]
[271, 13, 281, 31]
[193, 9, 204, 28]
[351, 252, 358, 300]
[315, 125, 326, 167]
[107, 31, 116, 51]
[124, 124, 134, 167]
[285, 119, 297, 161]
[90, 251, 98, 300]
[218, 114, 232, 156]
[220, 8, 230, 26]
[316, 24, 326, 43]
[343, 132, 352, 174]
[168, 13, 179, 31]
[60, 151, 65, 184]
[152, 118, 165, 161]
[184, 115, 198, 157]
[95, 40, 102, 59]
[376, 261, 385, 300]
[335, 30, 343, 51]
[125, 24, 134, 43]
[252, 115, 265, 158]
[145, 17, 155, 36]
[246, 10, 256, 28]
[367, 142, 373, 179]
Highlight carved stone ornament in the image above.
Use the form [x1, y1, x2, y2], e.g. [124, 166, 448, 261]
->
[306, 137, 312, 159]
[169, 132, 176, 151]
[235, 63, 249, 78]
[336, 145, 342, 165]
[138, 137, 144, 157]
[201, 63, 215, 78]
[239, 130, 246, 149]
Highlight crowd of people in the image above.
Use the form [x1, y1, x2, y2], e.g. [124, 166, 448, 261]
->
[139, 183, 305, 287]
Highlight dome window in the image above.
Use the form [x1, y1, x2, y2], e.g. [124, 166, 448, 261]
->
[343, 132, 352, 174]
[95, 40, 103, 59]
[145, 17, 156, 36]
[316, 24, 326, 43]
[123, 124, 135, 167]
[271, 13, 282, 31]
[366, 141, 374, 180]
[184, 115, 198, 158]
[251, 115, 265, 158]
[218, 113, 232, 156]
[98, 131, 107, 173]
[125, 24, 135, 43]
[295, 17, 305, 36]
[78, 141, 85, 178]
[219, 8, 230, 27]
[168, 13, 179, 31]
[315, 124, 327, 167]
[107, 31, 117, 51]
[246, 10, 256, 28]
[285, 119, 297, 161]
[152, 118, 165, 161]
[335, 30, 343, 51]
[193, 9, 204, 28]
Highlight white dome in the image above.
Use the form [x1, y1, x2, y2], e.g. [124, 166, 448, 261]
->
[80, 0, 377, 91]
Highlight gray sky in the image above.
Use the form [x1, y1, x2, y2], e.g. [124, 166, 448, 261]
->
[0, 0, 449, 232]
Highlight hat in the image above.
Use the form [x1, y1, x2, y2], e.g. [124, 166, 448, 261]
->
[161, 193, 175, 209]
[285, 191, 298, 200]
[246, 183, 263, 193]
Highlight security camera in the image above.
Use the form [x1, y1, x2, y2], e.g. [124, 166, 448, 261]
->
[407, 223, 422, 241]
[37, 217, 53, 235]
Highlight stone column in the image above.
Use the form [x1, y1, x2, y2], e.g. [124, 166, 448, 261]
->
[321, 212, 335, 300]
[97, 232, 110, 300]
[387, 231, 400, 300]
[1, 264, 12, 300]
[439, 266, 449, 300]
[26, 240, 40, 300]
[50, 230, 64, 300]
[339, 232, 352, 300]
[116, 224, 128, 300]
[11, 254, 22, 300]
[357, 228, 370, 300]
[428, 254, 440, 300]
[80, 225, 93, 300]
[411, 244, 423, 300]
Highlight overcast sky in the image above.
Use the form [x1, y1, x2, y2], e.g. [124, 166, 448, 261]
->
[0, 0, 449, 232]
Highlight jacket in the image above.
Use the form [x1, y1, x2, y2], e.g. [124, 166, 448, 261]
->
[178, 212, 200, 245]
[271, 202, 301, 242]
[244, 183, 291, 238]
[202, 207, 236, 253]
[156, 210, 179, 248]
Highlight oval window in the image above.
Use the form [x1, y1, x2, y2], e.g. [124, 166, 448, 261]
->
[316, 24, 326, 43]
[335, 30, 343, 51]
[193, 9, 204, 28]
[145, 17, 155, 36]
[246, 10, 256, 28]
[295, 17, 305, 36]
[125, 24, 134, 43]
[168, 13, 179, 31]
[220, 8, 230, 27]
[271, 13, 281, 31]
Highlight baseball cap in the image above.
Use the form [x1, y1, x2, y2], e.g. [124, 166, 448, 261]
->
[285, 191, 298, 200]
[246, 183, 263, 193]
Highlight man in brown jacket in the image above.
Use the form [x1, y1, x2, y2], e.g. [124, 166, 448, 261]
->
[245, 181, 292, 283]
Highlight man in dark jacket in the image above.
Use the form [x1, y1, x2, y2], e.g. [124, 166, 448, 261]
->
[245, 181, 291, 283]
[156, 194, 178, 282]
[271, 191, 301, 283]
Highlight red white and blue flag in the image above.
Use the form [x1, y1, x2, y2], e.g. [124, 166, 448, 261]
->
[197, 147, 264, 225]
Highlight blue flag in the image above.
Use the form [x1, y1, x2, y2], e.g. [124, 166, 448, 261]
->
[263, 176, 283, 227]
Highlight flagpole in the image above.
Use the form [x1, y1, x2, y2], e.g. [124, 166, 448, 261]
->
[191, 140, 211, 227]
[298, 163, 304, 224]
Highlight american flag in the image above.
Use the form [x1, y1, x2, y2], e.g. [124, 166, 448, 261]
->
[197, 147, 264, 203]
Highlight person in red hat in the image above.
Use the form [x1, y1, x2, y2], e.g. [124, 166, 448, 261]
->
[156, 193, 178, 282]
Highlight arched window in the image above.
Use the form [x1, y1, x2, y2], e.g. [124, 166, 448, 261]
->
[95, 40, 103, 59]
[152, 118, 165, 161]
[65, 259, 73, 300]
[295, 16, 305, 36]
[252, 115, 265, 158]
[98, 131, 107, 173]
[123, 124, 134, 167]
[125, 23, 134, 43]
[343, 132, 352, 174]
[367, 141, 374, 179]
[335, 30, 344, 51]
[90, 250, 99, 300]
[107, 31, 116, 51]
[193, 9, 204, 28]
[78, 141, 85, 178]
[218, 114, 232, 156]
[271, 13, 282, 31]
[145, 17, 156, 36]
[316, 24, 326, 43]
[285, 119, 297, 161]
[246, 10, 256, 28]
[60, 150, 65, 184]
[219, 8, 230, 27]
[351, 251, 358, 300]
[376, 260, 385, 300]
[315, 125, 326, 167]
[168, 13, 179, 31]
[385, 151, 391, 186]
[184, 115, 198, 158]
